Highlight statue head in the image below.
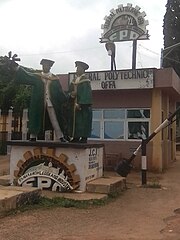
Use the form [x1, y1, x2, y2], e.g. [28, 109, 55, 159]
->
[40, 59, 55, 73]
[75, 61, 89, 76]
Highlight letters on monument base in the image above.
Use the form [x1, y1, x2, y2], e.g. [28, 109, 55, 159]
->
[7, 141, 104, 192]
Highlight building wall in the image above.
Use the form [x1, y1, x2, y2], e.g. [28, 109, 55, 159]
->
[91, 89, 152, 170]
[150, 88, 162, 171]
[92, 89, 152, 108]
[89, 68, 180, 172]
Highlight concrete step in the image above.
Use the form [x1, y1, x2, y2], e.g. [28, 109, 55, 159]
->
[0, 175, 10, 186]
[37, 175, 126, 200]
[86, 175, 126, 194]
[0, 173, 126, 209]
[0, 173, 126, 194]
[0, 185, 41, 213]
[41, 190, 108, 201]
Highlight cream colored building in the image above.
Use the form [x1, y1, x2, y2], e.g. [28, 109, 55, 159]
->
[64, 67, 180, 172]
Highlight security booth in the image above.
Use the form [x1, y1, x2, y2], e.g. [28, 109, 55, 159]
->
[58, 3, 180, 173]
[65, 66, 180, 173]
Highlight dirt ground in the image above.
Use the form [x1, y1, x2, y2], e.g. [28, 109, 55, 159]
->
[0, 154, 180, 240]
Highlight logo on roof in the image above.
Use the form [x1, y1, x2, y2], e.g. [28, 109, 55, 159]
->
[100, 3, 149, 43]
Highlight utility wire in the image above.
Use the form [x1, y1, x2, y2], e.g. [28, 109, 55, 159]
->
[138, 44, 160, 56]
[18, 43, 160, 59]
[19, 46, 102, 57]
[164, 56, 180, 64]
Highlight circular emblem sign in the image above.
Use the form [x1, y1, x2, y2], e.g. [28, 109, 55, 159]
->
[14, 147, 80, 192]
[100, 3, 149, 43]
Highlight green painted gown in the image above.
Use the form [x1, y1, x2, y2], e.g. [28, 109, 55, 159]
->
[68, 74, 92, 139]
[15, 67, 67, 136]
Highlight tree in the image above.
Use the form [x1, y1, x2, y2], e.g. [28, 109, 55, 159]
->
[0, 73, 17, 114]
[12, 85, 31, 133]
[0, 58, 34, 115]
[163, 0, 180, 76]
[0, 53, 32, 114]
[0, 73, 31, 114]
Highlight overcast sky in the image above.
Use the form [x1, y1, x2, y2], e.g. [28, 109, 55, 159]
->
[0, 0, 167, 73]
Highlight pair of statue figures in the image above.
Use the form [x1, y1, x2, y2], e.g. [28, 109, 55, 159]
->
[0, 53, 92, 143]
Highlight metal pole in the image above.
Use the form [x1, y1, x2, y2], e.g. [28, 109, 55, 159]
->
[132, 40, 137, 70]
[111, 55, 116, 71]
[111, 56, 113, 71]
[160, 48, 164, 68]
[141, 139, 147, 185]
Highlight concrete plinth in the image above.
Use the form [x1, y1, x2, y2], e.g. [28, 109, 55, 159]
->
[0, 175, 10, 186]
[0, 185, 41, 212]
[7, 141, 104, 192]
[86, 176, 126, 194]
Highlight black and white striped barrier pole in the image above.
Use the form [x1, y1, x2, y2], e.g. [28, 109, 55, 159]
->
[140, 108, 179, 185]
[116, 107, 180, 180]
[141, 139, 147, 185]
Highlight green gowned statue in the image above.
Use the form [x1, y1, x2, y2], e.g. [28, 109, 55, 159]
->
[0, 52, 68, 142]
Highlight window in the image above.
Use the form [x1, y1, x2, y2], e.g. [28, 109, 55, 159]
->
[90, 108, 150, 141]
[104, 121, 124, 139]
[127, 109, 150, 118]
[128, 122, 149, 140]
[127, 109, 150, 140]
[104, 110, 125, 139]
[91, 121, 101, 138]
[104, 109, 125, 119]
[91, 110, 102, 138]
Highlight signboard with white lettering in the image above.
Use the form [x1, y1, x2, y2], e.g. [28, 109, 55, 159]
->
[69, 68, 154, 90]
[100, 3, 149, 43]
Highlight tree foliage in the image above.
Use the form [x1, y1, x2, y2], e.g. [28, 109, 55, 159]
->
[0, 52, 39, 115]
[0, 66, 31, 115]
[0, 71, 17, 114]
[163, 0, 180, 76]
[12, 85, 31, 114]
